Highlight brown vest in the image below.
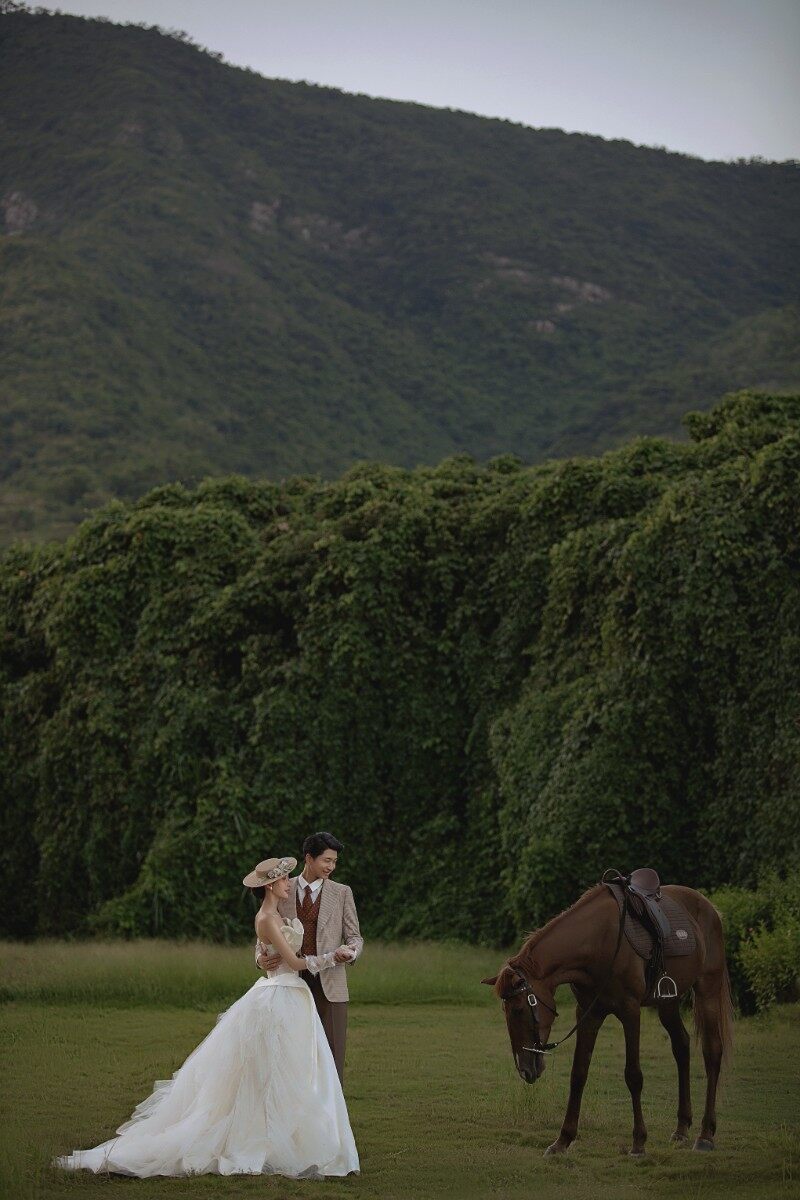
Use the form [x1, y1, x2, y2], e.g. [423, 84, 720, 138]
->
[298, 884, 322, 956]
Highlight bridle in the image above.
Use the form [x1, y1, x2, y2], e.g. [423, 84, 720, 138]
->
[500, 887, 628, 1056]
[501, 967, 561, 1054]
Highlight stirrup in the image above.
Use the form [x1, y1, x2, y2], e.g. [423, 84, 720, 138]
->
[656, 974, 678, 999]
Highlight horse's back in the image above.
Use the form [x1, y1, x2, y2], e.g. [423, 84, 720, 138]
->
[662, 884, 726, 973]
[662, 883, 717, 923]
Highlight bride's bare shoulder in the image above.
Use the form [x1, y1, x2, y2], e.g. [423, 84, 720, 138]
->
[255, 910, 281, 941]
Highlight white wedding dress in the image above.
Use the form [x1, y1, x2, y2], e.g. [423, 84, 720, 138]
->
[55, 932, 359, 1178]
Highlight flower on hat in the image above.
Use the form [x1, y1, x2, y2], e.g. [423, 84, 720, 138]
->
[265, 857, 294, 881]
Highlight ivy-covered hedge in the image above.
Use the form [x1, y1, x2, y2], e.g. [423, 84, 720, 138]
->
[1, 392, 799, 943]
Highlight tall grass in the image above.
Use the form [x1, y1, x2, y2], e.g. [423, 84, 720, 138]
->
[0, 939, 503, 1008]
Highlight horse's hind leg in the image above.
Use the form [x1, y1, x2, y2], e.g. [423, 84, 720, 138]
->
[693, 974, 729, 1151]
[658, 999, 692, 1144]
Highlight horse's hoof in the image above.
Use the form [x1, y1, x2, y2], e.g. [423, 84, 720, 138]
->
[670, 1132, 689, 1146]
[544, 1141, 568, 1157]
[628, 1149, 647, 1159]
[693, 1137, 714, 1152]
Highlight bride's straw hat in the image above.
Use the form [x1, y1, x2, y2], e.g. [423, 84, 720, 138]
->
[242, 856, 297, 887]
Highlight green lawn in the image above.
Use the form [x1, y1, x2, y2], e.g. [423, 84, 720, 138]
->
[1, 942, 798, 1199]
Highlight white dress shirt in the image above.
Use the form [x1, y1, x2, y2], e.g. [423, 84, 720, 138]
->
[298, 875, 324, 906]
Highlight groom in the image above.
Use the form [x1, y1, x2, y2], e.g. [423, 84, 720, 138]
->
[256, 831, 363, 1081]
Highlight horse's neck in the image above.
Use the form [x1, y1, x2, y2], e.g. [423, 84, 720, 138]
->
[528, 896, 600, 988]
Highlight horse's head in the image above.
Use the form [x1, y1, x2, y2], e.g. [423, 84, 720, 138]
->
[482, 959, 556, 1084]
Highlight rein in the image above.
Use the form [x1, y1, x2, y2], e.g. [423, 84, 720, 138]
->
[503, 885, 627, 1055]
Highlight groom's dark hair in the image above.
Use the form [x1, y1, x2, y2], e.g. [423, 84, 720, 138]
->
[303, 831, 344, 859]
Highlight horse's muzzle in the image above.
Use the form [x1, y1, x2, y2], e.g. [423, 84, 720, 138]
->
[515, 1053, 545, 1083]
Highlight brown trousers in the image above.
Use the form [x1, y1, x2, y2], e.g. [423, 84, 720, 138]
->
[301, 971, 348, 1083]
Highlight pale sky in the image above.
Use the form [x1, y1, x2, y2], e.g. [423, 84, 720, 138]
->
[51, 0, 800, 162]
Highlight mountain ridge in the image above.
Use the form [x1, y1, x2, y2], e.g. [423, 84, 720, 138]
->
[1, 7, 799, 541]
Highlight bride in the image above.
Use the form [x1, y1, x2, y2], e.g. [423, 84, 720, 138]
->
[55, 856, 359, 1178]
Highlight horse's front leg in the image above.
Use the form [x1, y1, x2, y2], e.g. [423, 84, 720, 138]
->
[545, 1007, 606, 1156]
[621, 1004, 647, 1157]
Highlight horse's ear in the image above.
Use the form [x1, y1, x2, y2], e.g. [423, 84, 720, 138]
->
[480, 975, 498, 986]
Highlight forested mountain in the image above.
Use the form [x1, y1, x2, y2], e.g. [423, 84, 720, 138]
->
[2, 393, 798, 941]
[1, 6, 799, 542]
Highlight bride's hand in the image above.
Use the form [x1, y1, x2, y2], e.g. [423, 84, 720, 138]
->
[333, 946, 355, 963]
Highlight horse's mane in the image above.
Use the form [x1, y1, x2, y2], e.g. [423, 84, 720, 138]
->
[512, 883, 605, 973]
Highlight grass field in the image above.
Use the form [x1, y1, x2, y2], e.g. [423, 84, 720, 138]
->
[1, 942, 798, 1200]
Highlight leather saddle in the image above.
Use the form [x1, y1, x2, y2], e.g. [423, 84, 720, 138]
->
[603, 868, 696, 998]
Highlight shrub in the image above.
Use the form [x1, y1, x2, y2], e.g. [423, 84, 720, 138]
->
[739, 923, 800, 1011]
[710, 870, 800, 1012]
[709, 884, 771, 1013]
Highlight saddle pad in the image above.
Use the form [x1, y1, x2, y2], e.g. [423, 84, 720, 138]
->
[605, 884, 696, 960]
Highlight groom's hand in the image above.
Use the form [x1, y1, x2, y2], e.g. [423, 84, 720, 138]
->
[258, 951, 282, 971]
[333, 948, 353, 963]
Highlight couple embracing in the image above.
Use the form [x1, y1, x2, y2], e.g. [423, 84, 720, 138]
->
[57, 832, 363, 1179]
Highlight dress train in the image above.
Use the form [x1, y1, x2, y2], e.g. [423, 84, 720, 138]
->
[55, 970, 359, 1178]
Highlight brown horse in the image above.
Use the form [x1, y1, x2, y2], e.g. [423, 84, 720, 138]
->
[482, 879, 733, 1157]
